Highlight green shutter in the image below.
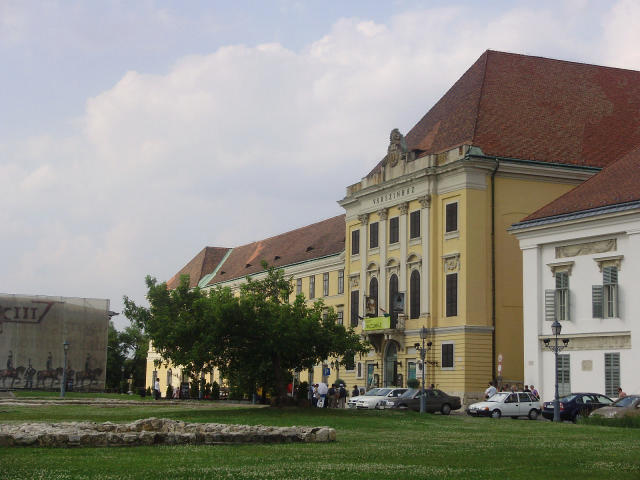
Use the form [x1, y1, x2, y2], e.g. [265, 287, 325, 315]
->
[545, 289, 556, 322]
[592, 285, 604, 318]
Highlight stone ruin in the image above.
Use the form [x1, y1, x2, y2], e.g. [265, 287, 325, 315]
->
[0, 417, 336, 447]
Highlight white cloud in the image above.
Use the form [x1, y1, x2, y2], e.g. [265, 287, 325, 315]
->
[602, 0, 640, 70]
[1, 3, 636, 329]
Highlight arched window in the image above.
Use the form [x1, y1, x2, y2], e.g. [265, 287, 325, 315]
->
[369, 277, 378, 317]
[410, 270, 420, 319]
[167, 369, 172, 387]
[389, 274, 398, 328]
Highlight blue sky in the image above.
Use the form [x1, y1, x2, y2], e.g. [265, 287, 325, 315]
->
[2, 0, 639, 328]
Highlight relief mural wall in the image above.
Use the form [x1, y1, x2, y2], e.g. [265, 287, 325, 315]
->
[0, 294, 109, 390]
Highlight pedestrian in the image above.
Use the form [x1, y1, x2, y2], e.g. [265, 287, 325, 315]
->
[530, 384, 539, 399]
[317, 382, 328, 408]
[617, 387, 627, 399]
[484, 381, 497, 399]
[338, 384, 347, 408]
[328, 384, 337, 408]
[312, 384, 319, 407]
[352, 385, 359, 398]
[524, 385, 531, 392]
[154, 378, 161, 400]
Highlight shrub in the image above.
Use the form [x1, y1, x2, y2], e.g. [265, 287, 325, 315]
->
[296, 381, 309, 401]
[582, 415, 640, 428]
[407, 378, 420, 389]
[145, 386, 152, 397]
[211, 381, 220, 400]
[165, 384, 173, 398]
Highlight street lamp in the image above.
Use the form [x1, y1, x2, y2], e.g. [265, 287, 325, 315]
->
[121, 365, 125, 393]
[543, 320, 570, 422]
[414, 326, 432, 414]
[60, 340, 70, 398]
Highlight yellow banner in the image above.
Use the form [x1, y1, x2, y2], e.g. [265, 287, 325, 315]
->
[363, 316, 390, 331]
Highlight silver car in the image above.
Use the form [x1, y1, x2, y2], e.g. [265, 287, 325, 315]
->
[467, 392, 541, 419]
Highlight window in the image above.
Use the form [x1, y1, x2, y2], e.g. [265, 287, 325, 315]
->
[338, 270, 344, 294]
[410, 210, 420, 238]
[352, 229, 360, 255]
[407, 362, 416, 381]
[296, 278, 302, 295]
[350, 290, 359, 327]
[389, 217, 399, 244]
[557, 354, 571, 396]
[389, 274, 399, 327]
[445, 202, 458, 233]
[546, 271, 570, 321]
[368, 277, 378, 317]
[357, 362, 363, 378]
[604, 352, 620, 397]
[337, 311, 343, 325]
[442, 343, 454, 368]
[410, 270, 420, 319]
[446, 273, 458, 317]
[167, 369, 172, 387]
[556, 271, 569, 321]
[594, 266, 618, 318]
[344, 353, 355, 371]
[309, 275, 315, 299]
[323, 272, 329, 296]
[370, 222, 379, 248]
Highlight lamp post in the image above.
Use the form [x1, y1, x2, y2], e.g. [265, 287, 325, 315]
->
[120, 365, 125, 394]
[60, 341, 70, 398]
[414, 326, 432, 414]
[543, 320, 570, 422]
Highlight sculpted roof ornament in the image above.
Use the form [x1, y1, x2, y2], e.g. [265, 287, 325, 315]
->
[384, 128, 407, 167]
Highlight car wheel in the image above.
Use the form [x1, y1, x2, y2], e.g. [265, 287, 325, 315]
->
[441, 404, 451, 415]
[528, 409, 539, 420]
[491, 409, 501, 419]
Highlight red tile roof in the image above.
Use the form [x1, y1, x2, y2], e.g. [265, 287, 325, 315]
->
[522, 146, 640, 221]
[166, 246, 230, 289]
[371, 50, 640, 175]
[204, 214, 346, 286]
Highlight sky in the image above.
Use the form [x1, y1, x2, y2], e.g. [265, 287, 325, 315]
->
[2, 0, 640, 329]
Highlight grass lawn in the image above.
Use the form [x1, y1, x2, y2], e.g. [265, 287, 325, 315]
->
[0, 400, 638, 480]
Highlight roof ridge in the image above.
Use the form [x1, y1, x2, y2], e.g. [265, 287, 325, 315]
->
[236, 214, 345, 248]
[471, 50, 491, 146]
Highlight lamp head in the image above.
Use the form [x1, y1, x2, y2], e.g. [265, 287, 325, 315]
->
[427, 341, 433, 348]
[551, 320, 562, 336]
[419, 326, 428, 340]
[543, 338, 550, 346]
[63, 341, 70, 351]
[562, 338, 570, 346]
[414, 343, 420, 350]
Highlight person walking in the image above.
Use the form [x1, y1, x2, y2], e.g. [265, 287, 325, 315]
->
[154, 378, 161, 400]
[484, 381, 497, 399]
[617, 387, 627, 399]
[352, 385, 359, 398]
[530, 385, 539, 399]
[338, 384, 347, 408]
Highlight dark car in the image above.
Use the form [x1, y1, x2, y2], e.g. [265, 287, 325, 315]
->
[541, 392, 614, 422]
[383, 388, 461, 415]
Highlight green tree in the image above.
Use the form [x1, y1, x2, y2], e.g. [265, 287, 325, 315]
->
[124, 263, 369, 400]
[106, 321, 149, 392]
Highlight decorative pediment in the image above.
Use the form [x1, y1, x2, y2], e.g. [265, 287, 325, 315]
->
[546, 261, 574, 276]
[442, 252, 460, 273]
[593, 255, 624, 272]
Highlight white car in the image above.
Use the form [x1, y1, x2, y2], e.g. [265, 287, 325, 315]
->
[347, 388, 379, 408]
[466, 392, 541, 419]
[354, 388, 407, 409]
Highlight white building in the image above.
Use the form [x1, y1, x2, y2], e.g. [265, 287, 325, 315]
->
[511, 148, 640, 401]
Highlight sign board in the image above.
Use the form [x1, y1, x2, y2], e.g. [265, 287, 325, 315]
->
[363, 316, 391, 331]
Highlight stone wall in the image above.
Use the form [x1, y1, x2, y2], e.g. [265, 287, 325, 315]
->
[0, 417, 336, 447]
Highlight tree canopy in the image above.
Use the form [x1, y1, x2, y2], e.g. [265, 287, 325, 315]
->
[124, 263, 369, 399]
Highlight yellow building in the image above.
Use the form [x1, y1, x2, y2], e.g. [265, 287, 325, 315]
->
[148, 50, 640, 402]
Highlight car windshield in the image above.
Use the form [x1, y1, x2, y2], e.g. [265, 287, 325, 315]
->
[400, 389, 418, 398]
[612, 396, 637, 407]
[487, 393, 509, 402]
[370, 388, 391, 396]
[559, 394, 577, 403]
[363, 388, 381, 396]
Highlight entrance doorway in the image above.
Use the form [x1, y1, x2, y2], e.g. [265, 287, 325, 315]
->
[384, 341, 399, 387]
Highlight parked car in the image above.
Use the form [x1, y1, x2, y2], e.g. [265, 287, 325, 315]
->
[541, 392, 613, 422]
[466, 392, 541, 419]
[383, 388, 461, 414]
[347, 388, 381, 408]
[354, 387, 407, 409]
[589, 395, 640, 419]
